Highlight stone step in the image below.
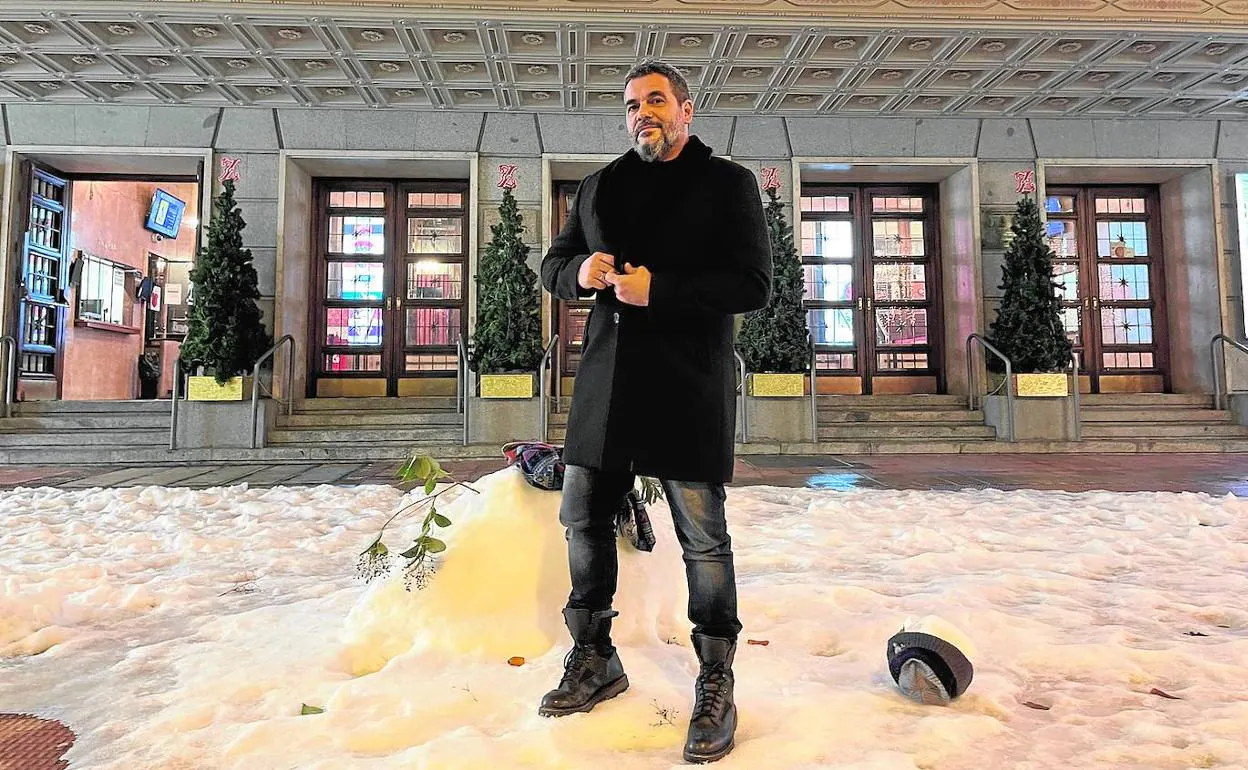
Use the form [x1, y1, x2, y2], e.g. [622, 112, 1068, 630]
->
[818, 423, 997, 440]
[0, 414, 171, 430]
[1079, 408, 1232, 423]
[0, 429, 169, 448]
[815, 409, 984, 424]
[816, 394, 967, 406]
[276, 412, 463, 428]
[293, 397, 459, 412]
[12, 399, 172, 415]
[267, 427, 464, 444]
[1080, 423, 1248, 438]
[1080, 393, 1213, 407]
[0, 442, 500, 466]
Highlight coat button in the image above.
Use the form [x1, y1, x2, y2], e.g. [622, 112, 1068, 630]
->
[613, 312, 620, 324]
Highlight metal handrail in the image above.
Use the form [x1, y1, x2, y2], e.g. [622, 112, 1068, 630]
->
[734, 350, 748, 443]
[539, 334, 559, 442]
[0, 335, 16, 419]
[457, 334, 469, 446]
[169, 357, 183, 450]
[808, 335, 818, 443]
[553, 340, 562, 415]
[966, 334, 1015, 442]
[249, 334, 295, 449]
[1070, 349, 1082, 442]
[1211, 333, 1248, 411]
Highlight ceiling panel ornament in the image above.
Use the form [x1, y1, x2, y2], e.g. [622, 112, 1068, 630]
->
[0, 4, 1246, 118]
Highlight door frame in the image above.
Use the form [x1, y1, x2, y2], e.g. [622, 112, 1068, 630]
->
[1046, 184, 1170, 394]
[1, 146, 212, 400]
[307, 178, 470, 398]
[799, 182, 945, 395]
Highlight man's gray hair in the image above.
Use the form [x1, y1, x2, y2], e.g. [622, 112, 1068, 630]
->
[623, 60, 692, 105]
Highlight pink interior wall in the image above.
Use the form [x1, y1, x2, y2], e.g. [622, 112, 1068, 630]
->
[62, 180, 198, 400]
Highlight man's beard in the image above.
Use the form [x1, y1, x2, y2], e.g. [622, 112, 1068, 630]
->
[634, 122, 680, 162]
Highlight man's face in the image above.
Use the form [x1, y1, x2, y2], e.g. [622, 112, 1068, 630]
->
[624, 73, 693, 162]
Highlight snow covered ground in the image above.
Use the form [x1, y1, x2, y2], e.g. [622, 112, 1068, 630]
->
[2, 467, 1247, 770]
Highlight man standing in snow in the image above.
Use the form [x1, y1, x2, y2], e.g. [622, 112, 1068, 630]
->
[538, 59, 772, 763]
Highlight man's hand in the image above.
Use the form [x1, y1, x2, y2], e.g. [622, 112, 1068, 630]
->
[604, 263, 651, 307]
[577, 252, 618, 291]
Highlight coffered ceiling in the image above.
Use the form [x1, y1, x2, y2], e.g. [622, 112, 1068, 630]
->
[0, 3, 1246, 118]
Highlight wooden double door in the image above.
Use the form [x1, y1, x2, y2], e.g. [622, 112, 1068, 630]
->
[311, 180, 468, 397]
[1045, 186, 1169, 393]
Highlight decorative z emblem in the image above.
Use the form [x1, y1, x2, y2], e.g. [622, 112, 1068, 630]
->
[761, 166, 782, 190]
[1014, 169, 1036, 195]
[219, 156, 242, 184]
[498, 164, 519, 190]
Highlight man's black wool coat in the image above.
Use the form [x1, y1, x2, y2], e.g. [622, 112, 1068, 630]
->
[540, 135, 772, 483]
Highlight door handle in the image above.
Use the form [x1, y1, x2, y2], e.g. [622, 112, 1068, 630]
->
[856, 296, 864, 311]
[1091, 297, 1100, 311]
[865, 297, 874, 313]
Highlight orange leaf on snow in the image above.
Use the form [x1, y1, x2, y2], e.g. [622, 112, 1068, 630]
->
[746, 639, 770, 646]
[507, 656, 526, 666]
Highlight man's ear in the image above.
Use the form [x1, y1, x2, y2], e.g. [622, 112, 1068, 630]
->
[682, 98, 694, 126]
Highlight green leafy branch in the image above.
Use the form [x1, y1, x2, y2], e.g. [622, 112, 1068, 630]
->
[356, 453, 477, 588]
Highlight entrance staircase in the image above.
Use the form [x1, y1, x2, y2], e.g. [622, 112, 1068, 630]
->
[5, 393, 1248, 466]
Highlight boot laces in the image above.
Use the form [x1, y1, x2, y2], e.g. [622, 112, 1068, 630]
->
[693, 665, 730, 719]
[559, 644, 594, 686]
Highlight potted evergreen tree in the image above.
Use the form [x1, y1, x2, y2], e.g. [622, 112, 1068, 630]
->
[987, 196, 1073, 397]
[981, 196, 1077, 442]
[739, 185, 811, 397]
[735, 183, 814, 443]
[467, 181, 545, 443]
[180, 179, 270, 400]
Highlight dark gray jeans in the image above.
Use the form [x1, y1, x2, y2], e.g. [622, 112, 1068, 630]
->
[558, 464, 743, 640]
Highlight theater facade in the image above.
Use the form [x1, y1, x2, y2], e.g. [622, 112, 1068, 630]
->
[3, 0, 1248, 462]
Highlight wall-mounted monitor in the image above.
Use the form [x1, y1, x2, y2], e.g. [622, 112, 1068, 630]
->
[145, 189, 186, 239]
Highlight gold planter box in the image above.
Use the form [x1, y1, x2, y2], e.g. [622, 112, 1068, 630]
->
[749, 373, 806, 397]
[479, 373, 534, 399]
[1013, 373, 1069, 397]
[187, 375, 253, 401]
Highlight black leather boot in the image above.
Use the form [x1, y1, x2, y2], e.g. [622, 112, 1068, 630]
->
[683, 634, 738, 763]
[538, 608, 629, 717]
